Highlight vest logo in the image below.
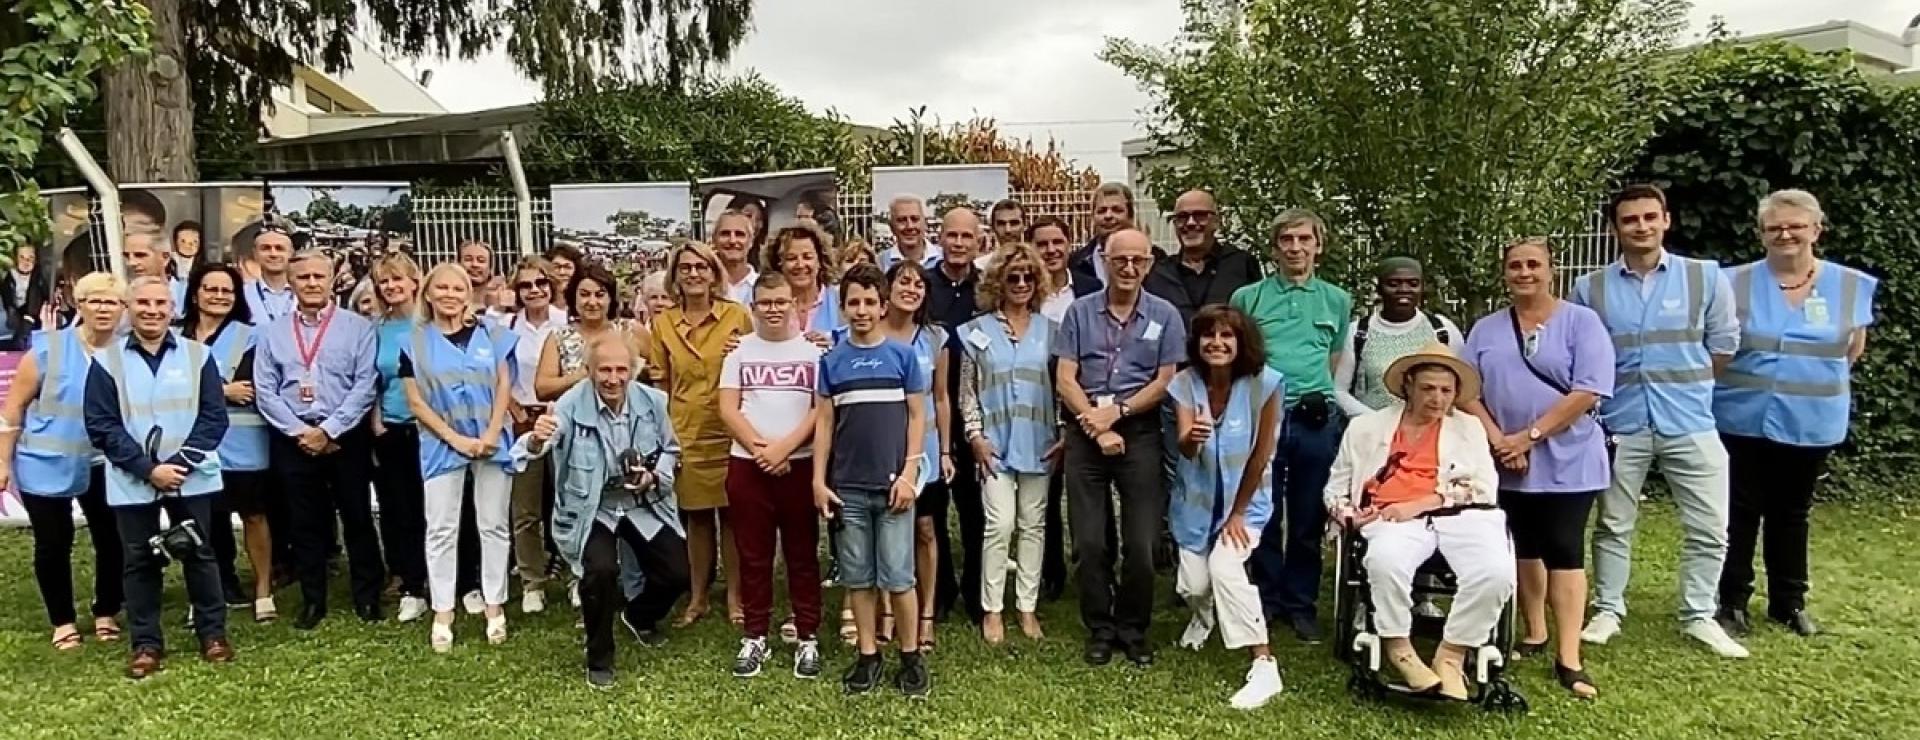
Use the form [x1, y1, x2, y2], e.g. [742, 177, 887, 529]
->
[1660, 297, 1685, 316]
[741, 361, 817, 388]
[164, 367, 187, 381]
[475, 345, 492, 360]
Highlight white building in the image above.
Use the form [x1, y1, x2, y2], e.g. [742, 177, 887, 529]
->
[263, 34, 446, 140]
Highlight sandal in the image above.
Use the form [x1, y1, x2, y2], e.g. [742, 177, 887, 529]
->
[1555, 662, 1598, 699]
[838, 609, 857, 645]
[672, 604, 709, 629]
[52, 626, 83, 652]
[1513, 639, 1548, 659]
[92, 618, 122, 643]
[920, 616, 938, 652]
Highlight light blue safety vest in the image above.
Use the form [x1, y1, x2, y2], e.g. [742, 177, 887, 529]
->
[1168, 367, 1283, 554]
[407, 323, 516, 481]
[98, 339, 223, 506]
[958, 313, 1056, 475]
[205, 322, 270, 472]
[1714, 260, 1875, 447]
[908, 325, 946, 487]
[15, 329, 96, 496]
[806, 286, 843, 336]
[1575, 255, 1721, 436]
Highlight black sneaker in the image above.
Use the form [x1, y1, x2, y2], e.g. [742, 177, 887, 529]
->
[224, 584, 250, 610]
[895, 650, 931, 699]
[793, 639, 823, 680]
[1288, 613, 1323, 644]
[841, 653, 884, 694]
[733, 637, 770, 678]
[1124, 641, 1154, 668]
[586, 667, 615, 689]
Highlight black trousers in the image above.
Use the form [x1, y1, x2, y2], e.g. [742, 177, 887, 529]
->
[21, 467, 122, 627]
[274, 426, 385, 611]
[1720, 433, 1831, 616]
[1040, 469, 1068, 599]
[581, 519, 689, 672]
[207, 491, 244, 600]
[1063, 413, 1167, 648]
[371, 423, 430, 597]
[115, 495, 226, 652]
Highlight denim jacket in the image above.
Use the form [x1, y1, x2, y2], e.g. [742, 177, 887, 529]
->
[510, 380, 681, 577]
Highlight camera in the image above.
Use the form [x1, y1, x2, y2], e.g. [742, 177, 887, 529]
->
[148, 519, 205, 565]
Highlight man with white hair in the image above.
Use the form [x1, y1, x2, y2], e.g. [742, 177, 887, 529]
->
[879, 195, 942, 270]
[84, 276, 233, 678]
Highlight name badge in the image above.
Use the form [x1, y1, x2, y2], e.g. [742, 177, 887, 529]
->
[1141, 320, 1163, 342]
[1804, 295, 1831, 328]
[1659, 297, 1685, 316]
[967, 328, 991, 350]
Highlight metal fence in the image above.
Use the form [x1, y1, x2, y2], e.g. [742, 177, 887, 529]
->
[411, 194, 554, 276]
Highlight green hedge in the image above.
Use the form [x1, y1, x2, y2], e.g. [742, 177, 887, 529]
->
[1625, 41, 1920, 501]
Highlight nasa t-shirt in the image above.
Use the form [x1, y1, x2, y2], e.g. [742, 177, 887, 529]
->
[719, 333, 826, 459]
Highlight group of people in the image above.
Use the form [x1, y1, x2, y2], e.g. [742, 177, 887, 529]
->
[0, 181, 1870, 711]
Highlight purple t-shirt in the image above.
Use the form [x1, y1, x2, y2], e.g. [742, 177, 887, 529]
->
[1464, 302, 1616, 494]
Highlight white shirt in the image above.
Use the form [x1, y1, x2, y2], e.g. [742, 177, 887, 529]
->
[508, 306, 569, 405]
[725, 266, 758, 306]
[879, 240, 943, 271]
[1041, 272, 1076, 323]
[718, 333, 825, 458]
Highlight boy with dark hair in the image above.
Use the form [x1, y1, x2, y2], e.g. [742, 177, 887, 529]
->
[812, 264, 931, 698]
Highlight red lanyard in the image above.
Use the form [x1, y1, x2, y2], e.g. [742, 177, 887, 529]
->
[293, 306, 335, 375]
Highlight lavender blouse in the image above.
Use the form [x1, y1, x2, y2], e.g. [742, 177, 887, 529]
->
[1464, 301, 1616, 494]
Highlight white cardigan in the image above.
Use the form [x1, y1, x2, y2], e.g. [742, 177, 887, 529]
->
[1322, 404, 1500, 514]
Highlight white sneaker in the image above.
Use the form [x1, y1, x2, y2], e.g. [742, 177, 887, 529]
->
[462, 590, 485, 615]
[522, 589, 546, 614]
[568, 581, 581, 609]
[1228, 657, 1284, 710]
[1177, 613, 1213, 651]
[397, 596, 429, 623]
[1683, 618, 1750, 659]
[1581, 611, 1622, 645]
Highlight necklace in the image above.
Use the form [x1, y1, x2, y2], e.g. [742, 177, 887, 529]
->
[1777, 264, 1816, 291]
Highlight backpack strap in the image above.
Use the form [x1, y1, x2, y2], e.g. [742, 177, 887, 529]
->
[1427, 311, 1449, 345]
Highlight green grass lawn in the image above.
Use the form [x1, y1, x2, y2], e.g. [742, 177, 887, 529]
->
[0, 501, 1915, 739]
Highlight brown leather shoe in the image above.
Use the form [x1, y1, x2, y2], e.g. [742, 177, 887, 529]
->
[127, 648, 164, 679]
[200, 638, 235, 663]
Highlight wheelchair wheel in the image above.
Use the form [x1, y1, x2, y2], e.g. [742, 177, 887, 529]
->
[1480, 679, 1529, 713]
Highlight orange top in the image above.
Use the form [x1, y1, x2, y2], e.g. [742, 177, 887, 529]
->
[1371, 421, 1441, 506]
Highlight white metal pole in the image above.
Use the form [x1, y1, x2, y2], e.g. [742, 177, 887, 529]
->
[56, 128, 125, 277]
[501, 130, 535, 256]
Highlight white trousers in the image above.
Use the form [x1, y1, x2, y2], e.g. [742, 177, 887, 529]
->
[1176, 532, 1267, 650]
[980, 470, 1048, 613]
[423, 460, 512, 613]
[1362, 509, 1515, 646]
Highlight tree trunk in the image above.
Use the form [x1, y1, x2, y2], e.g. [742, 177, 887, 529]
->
[104, 0, 196, 183]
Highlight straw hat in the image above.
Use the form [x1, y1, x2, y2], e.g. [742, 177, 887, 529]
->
[1384, 341, 1481, 407]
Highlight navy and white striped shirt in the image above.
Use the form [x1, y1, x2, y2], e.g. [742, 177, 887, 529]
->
[817, 337, 928, 489]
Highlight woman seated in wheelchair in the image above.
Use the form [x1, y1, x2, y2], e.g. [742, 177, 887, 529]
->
[1324, 342, 1513, 700]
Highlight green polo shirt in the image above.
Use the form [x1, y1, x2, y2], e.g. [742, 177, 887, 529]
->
[1229, 276, 1352, 404]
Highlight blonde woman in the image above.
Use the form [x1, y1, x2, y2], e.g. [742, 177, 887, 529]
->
[648, 242, 753, 627]
[402, 262, 517, 651]
[959, 243, 1060, 645]
[0, 272, 127, 650]
[839, 238, 877, 271]
[369, 254, 431, 622]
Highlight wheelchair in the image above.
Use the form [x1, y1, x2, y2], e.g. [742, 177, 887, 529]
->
[1331, 521, 1529, 712]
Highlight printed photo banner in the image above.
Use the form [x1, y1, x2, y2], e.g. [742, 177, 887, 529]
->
[550, 182, 693, 277]
[868, 164, 1011, 251]
[0, 350, 32, 526]
[259, 181, 412, 268]
[696, 168, 840, 250]
[45, 183, 267, 281]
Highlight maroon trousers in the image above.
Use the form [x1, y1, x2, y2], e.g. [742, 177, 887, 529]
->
[728, 457, 822, 640]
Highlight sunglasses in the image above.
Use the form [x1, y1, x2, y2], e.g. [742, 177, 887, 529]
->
[1005, 272, 1036, 286]
[516, 278, 551, 291]
[1173, 210, 1216, 224]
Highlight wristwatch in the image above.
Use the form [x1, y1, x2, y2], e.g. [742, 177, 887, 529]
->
[1527, 427, 1544, 442]
[1118, 401, 1133, 417]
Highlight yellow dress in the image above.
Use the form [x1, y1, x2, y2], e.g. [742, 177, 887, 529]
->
[648, 302, 752, 510]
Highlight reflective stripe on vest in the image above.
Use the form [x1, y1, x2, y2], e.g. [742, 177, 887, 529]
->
[1714, 260, 1869, 446]
[411, 324, 515, 480]
[963, 315, 1056, 475]
[210, 322, 270, 472]
[910, 326, 945, 487]
[1169, 368, 1280, 553]
[100, 339, 221, 506]
[16, 329, 95, 496]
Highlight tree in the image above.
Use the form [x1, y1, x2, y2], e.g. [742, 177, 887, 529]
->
[1104, 0, 1687, 311]
[0, 0, 150, 263]
[1624, 41, 1920, 498]
[606, 209, 679, 240]
[101, 0, 755, 182]
[297, 191, 369, 228]
[858, 117, 1102, 192]
[524, 74, 859, 184]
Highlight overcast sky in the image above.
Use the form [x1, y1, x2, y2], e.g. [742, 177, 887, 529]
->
[409, 1, 1917, 180]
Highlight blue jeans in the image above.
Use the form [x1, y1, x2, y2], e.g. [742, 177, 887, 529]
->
[836, 486, 917, 593]
[1251, 410, 1344, 622]
[1591, 431, 1730, 623]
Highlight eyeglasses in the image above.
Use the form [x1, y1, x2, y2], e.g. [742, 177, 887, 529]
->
[515, 278, 551, 291]
[1004, 272, 1035, 286]
[752, 298, 793, 310]
[1763, 223, 1815, 237]
[1173, 210, 1216, 224]
[677, 262, 714, 274]
[81, 298, 122, 309]
[1106, 255, 1152, 269]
